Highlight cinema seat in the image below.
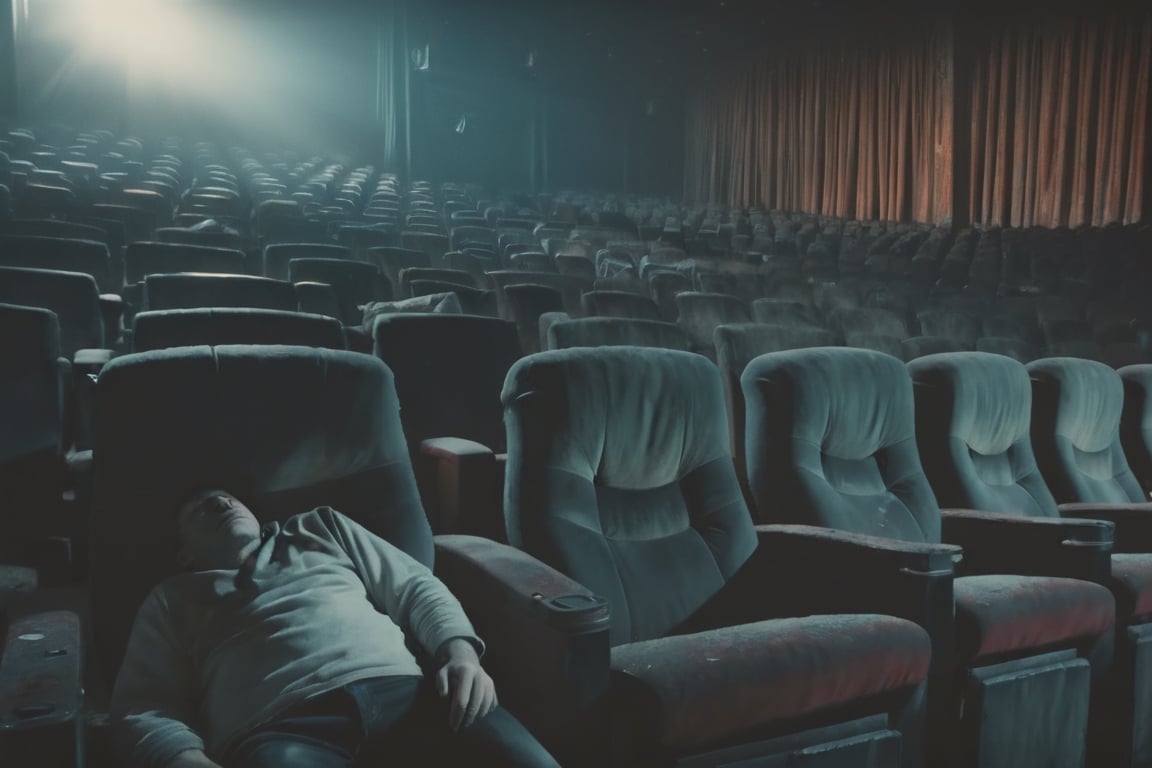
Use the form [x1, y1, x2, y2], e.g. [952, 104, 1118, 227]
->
[503, 347, 933, 767]
[743, 347, 1116, 768]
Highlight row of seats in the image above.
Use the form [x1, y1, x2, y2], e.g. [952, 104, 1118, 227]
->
[8, 334, 1152, 766]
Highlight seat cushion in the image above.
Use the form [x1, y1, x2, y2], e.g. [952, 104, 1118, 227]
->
[954, 574, 1115, 663]
[1110, 553, 1152, 623]
[610, 614, 930, 752]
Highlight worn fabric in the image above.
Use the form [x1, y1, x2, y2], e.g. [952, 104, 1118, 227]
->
[111, 507, 482, 768]
[909, 351, 1060, 518]
[503, 347, 755, 645]
[1028, 357, 1145, 504]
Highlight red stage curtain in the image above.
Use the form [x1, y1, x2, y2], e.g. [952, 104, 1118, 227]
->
[683, 18, 954, 224]
[684, 11, 1150, 228]
[965, 13, 1150, 227]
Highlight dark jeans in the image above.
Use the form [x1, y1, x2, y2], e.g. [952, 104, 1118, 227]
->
[226, 676, 560, 767]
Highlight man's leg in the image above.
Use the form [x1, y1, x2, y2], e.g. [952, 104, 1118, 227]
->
[350, 677, 560, 767]
[225, 690, 362, 768]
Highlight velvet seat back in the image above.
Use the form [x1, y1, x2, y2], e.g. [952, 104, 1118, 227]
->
[0, 266, 104, 355]
[0, 235, 113, 292]
[742, 347, 941, 543]
[909, 352, 1059, 517]
[547, 317, 690, 351]
[132, 308, 346, 352]
[1027, 357, 1145, 504]
[263, 243, 352, 282]
[580, 290, 662, 321]
[142, 273, 298, 312]
[123, 242, 247, 286]
[1118, 364, 1152, 493]
[503, 348, 756, 645]
[0, 303, 64, 467]
[372, 313, 521, 453]
[91, 345, 430, 683]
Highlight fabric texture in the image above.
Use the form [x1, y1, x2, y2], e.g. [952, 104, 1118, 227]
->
[742, 347, 941, 540]
[503, 347, 755, 645]
[910, 351, 1060, 518]
[372, 314, 520, 453]
[142, 273, 297, 313]
[1118, 364, 1152, 494]
[110, 508, 481, 767]
[132, 309, 346, 352]
[953, 574, 1115, 663]
[610, 614, 930, 751]
[0, 266, 105, 355]
[1028, 357, 1145, 504]
[547, 318, 690, 352]
[1110, 553, 1152, 623]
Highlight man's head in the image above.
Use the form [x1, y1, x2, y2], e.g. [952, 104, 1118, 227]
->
[176, 489, 263, 571]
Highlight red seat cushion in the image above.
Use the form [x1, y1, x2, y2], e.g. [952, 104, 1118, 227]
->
[610, 614, 930, 752]
[954, 574, 1115, 664]
[1110, 554, 1152, 623]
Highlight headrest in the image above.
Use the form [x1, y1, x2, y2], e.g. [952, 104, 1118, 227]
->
[909, 351, 1030, 456]
[1028, 357, 1124, 453]
[548, 317, 690, 351]
[131, 308, 346, 352]
[503, 348, 728, 490]
[742, 347, 912, 460]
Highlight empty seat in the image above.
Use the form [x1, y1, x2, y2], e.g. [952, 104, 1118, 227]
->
[487, 271, 592, 319]
[372, 314, 521, 541]
[503, 347, 932, 766]
[546, 317, 690, 352]
[742, 347, 1116, 768]
[976, 336, 1040, 363]
[674, 292, 751, 358]
[124, 242, 247, 287]
[142, 273, 298, 313]
[846, 331, 906, 359]
[829, 306, 910, 339]
[911, 351, 1152, 768]
[365, 246, 430, 289]
[263, 243, 352, 282]
[0, 266, 106, 358]
[397, 267, 476, 298]
[902, 335, 966, 360]
[288, 258, 390, 326]
[714, 323, 840, 511]
[0, 235, 114, 293]
[916, 310, 981, 348]
[1119, 364, 1152, 496]
[750, 298, 824, 328]
[579, 290, 661, 321]
[504, 284, 564, 355]
[131, 308, 346, 352]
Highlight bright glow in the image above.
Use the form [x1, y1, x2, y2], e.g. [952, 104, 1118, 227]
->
[73, 0, 212, 84]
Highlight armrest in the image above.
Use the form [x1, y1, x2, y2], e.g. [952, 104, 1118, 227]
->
[0, 610, 83, 764]
[941, 508, 1114, 584]
[678, 524, 956, 639]
[97, 293, 123, 346]
[417, 438, 505, 540]
[433, 535, 609, 765]
[1058, 502, 1152, 553]
[72, 348, 114, 372]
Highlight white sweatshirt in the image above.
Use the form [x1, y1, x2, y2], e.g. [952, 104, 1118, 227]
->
[110, 507, 482, 767]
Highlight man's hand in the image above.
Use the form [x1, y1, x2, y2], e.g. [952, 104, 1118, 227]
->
[164, 748, 222, 768]
[435, 637, 497, 731]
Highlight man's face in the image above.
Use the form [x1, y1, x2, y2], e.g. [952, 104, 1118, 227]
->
[177, 489, 263, 571]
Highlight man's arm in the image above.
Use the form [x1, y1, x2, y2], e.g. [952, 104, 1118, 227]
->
[316, 509, 495, 729]
[435, 637, 498, 731]
[111, 587, 211, 768]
